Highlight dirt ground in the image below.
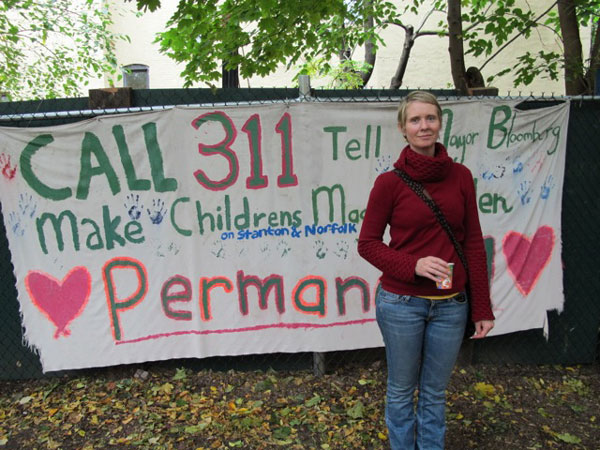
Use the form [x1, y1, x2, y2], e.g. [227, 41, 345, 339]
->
[1, 361, 598, 449]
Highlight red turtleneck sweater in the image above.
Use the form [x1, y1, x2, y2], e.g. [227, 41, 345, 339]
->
[357, 144, 495, 322]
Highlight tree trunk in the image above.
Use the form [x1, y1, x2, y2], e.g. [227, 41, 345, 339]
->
[222, 66, 239, 88]
[361, 13, 376, 86]
[222, 50, 240, 88]
[585, 21, 600, 93]
[557, 0, 587, 94]
[390, 25, 415, 89]
[447, 0, 468, 94]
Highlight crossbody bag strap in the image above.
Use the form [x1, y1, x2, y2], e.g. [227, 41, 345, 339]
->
[393, 168, 469, 273]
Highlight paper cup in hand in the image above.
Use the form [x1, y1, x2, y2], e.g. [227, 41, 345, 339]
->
[436, 263, 454, 289]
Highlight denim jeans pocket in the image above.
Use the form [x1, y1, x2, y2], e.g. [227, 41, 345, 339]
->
[377, 287, 409, 304]
[450, 292, 468, 304]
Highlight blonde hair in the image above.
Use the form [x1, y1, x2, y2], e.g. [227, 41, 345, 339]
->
[397, 91, 443, 126]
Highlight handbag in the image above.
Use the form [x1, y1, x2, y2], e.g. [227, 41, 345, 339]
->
[393, 168, 476, 338]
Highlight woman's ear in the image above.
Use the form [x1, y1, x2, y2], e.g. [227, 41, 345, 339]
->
[397, 122, 406, 139]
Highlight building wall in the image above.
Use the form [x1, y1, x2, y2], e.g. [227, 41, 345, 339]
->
[104, 0, 590, 95]
[105, 0, 182, 89]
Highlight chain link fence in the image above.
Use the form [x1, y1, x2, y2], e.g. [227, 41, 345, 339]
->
[1, 88, 598, 380]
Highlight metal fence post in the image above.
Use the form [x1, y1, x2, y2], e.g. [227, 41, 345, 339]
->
[298, 75, 326, 376]
[298, 74, 311, 99]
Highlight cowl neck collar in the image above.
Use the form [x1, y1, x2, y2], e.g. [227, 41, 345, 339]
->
[393, 143, 453, 182]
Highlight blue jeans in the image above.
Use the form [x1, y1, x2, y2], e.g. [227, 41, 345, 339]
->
[375, 287, 468, 450]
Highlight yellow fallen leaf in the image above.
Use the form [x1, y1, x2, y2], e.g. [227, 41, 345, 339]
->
[18, 396, 33, 405]
[474, 382, 495, 397]
[377, 432, 387, 440]
[47, 439, 61, 449]
[161, 383, 174, 394]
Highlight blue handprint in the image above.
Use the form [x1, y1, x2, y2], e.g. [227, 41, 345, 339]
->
[517, 181, 532, 205]
[375, 155, 392, 174]
[8, 212, 24, 237]
[147, 199, 167, 224]
[124, 194, 143, 220]
[482, 165, 506, 180]
[18, 193, 37, 219]
[513, 160, 524, 174]
[540, 175, 556, 200]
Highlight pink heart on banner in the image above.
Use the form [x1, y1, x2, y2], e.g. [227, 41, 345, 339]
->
[502, 226, 555, 296]
[25, 267, 91, 338]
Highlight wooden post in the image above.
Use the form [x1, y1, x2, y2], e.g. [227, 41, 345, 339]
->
[313, 352, 326, 377]
[467, 87, 499, 97]
[88, 87, 132, 109]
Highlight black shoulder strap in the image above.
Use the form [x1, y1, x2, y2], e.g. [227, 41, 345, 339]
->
[393, 168, 469, 273]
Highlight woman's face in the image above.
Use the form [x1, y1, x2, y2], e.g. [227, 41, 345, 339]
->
[399, 101, 441, 156]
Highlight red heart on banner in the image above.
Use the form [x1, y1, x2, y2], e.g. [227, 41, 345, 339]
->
[502, 226, 555, 296]
[25, 267, 91, 338]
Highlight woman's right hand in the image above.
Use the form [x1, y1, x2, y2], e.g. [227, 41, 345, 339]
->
[415, 256, 450, 283]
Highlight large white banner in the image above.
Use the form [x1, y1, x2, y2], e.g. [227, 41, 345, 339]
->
[0, 100, 568, 371]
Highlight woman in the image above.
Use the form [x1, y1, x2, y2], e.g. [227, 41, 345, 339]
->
[357, 91, 495, 450]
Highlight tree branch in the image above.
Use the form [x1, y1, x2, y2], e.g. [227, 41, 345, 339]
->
[385, 21, 445, 37]
[415, 6, 442, 34]
[479, 1, 558, 72]
[386, 20, 408, 31]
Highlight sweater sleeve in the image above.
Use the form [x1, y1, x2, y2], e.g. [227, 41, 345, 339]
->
[357, 175, 419, 282]
[461, 168, 495, 322]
